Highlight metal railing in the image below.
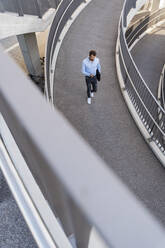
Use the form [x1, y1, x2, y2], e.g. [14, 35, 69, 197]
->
[1, 0, 165, 247]
[125, 11, 150, 40]
[158, 65, 165, 139]
[1, 42, 165, 248]
[116, 1, 165, 159]
[0, 0, 60, 18]
[158, 65, 165, 110]
[126, 8, 165, 48]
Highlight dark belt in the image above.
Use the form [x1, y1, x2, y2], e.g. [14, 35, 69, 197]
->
[86, 75, 96, 78]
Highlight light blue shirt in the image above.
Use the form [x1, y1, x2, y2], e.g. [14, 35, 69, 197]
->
[81, 57, 101, 77]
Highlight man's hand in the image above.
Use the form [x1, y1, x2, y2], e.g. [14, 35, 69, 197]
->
[90, 74, 94, 78]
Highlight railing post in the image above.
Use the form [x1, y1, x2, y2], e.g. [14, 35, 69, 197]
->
[33, 0, 42, 18]
[15, 0, 24, 16]
[0, 2, 5, 13]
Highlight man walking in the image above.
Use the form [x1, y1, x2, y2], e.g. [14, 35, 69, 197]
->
[82, 50, 101, 104]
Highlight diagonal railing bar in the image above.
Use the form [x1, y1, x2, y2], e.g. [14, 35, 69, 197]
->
[1, 45, 165, 248]
[15, 0, 24, 16]
[0, 2, 5, 12]
[126, 8, 165, 47]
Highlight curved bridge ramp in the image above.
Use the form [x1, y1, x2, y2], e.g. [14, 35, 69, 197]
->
[53, 0, 165, 226]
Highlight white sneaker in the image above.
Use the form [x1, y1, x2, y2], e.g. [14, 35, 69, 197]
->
[91, 92, 94, 98]
[87, 98, 91, 104]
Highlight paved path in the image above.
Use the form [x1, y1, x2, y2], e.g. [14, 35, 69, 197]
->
[54, 0, 165, 227]
[0, 169, 37, 248]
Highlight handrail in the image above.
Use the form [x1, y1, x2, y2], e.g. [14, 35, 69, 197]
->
[2, 42, 165, 247]
[125, 8, 162, 38]
[158, 65, 165, 110]
[161, 67, 165, 110]
[119, 38, 165, 137]
[125, 11, 150, 39]
[158, 65, 165, 140]
[116, 0, 165, 161]
[126, 8, 165, 47]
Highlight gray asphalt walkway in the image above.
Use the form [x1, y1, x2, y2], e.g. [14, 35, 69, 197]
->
[54, 0, 165, 226]
[0, 169, 37, 248]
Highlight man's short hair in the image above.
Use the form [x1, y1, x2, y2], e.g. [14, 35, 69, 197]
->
[89, 50, 96, 57]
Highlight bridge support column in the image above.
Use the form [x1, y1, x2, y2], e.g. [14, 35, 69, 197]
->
[17, 33, 44, 91]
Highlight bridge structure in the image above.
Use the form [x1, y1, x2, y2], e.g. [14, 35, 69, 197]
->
[1, 0, 165, 247]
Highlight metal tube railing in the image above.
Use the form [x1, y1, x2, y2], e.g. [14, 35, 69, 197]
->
[117, 1, 165, 156]
[1, 42, 165, 247]
[126, 8, 165, 47]
[0, 2, 5, 12]
[33, 0, 42, 18]
[158, 65, 165, 136]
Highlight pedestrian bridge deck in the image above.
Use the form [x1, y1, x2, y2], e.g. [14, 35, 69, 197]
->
[53, 0, 165, 226]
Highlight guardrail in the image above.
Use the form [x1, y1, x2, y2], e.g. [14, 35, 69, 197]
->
[116, 1, 165, 165]
[1, 0, 165, 247]
[158, 64, 165, 140]
[126, 8, 165, 48]
[125, 11, 150, 40]
[2, 42, 165, 248]
[158, 64, 165, 110]
[0, 0, 60, 18]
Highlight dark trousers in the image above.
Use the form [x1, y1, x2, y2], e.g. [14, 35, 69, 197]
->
[85, 76, 97, 98]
